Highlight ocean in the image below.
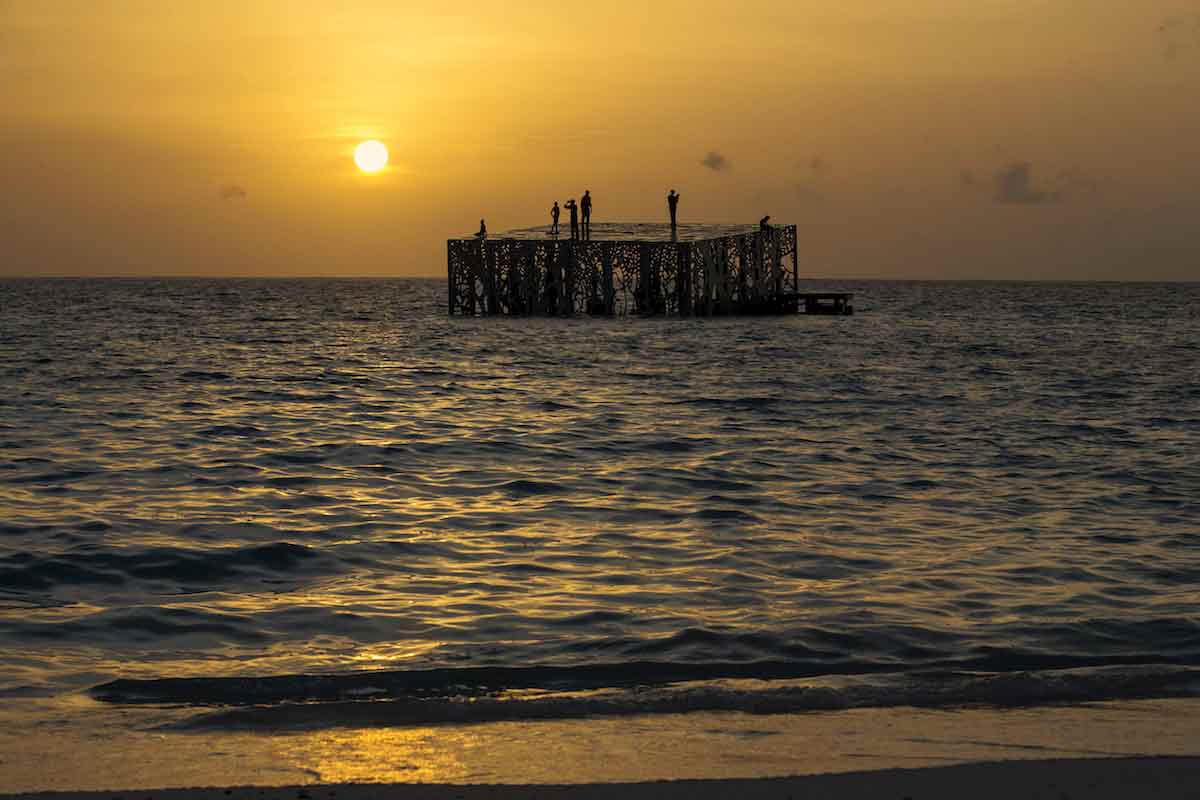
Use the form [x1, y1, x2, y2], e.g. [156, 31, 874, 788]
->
[1, 278, 1199, 750]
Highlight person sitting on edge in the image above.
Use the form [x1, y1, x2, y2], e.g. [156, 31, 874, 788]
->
[566, 199, 579, 240]
[581, 190, 592, 239]
[668, 189, 680, 228]
[551, 201, 560, 235]
[475, 219, 487, 238]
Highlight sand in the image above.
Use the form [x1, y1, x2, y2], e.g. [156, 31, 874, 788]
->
[2, 758, 1199, 800]
[3, 699, 1199, 796]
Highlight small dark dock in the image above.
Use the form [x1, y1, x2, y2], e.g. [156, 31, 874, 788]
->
[447, 222, 851, 317]
[799, 292, 854, 315]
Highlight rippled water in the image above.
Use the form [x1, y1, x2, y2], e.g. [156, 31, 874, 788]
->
[2, 279, 1199, 725]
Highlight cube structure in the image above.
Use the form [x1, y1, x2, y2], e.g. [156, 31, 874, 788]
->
[447, 222, 799, 317]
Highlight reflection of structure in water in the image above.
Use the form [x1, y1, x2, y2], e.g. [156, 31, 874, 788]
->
[448, 222, 852, 317]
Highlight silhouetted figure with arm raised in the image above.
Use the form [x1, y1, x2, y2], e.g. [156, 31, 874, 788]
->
[475, 219, 487, 238]
[581, 190, 592, 239]
[566, 199, 579, 240]
[551, 201, 560, 235]
[667, 190, 680, 229]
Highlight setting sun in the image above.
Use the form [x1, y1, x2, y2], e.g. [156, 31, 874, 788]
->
[353, 140, 388, 173]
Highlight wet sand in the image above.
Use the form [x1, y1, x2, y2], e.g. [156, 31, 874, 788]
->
[3, 758, 1199, 800]
[3, 700, 1200, 796]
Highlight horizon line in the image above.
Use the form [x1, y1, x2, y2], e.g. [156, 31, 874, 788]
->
[3, 275, 1199, 284]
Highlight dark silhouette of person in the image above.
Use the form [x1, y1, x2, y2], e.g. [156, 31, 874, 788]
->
[581, 190, 592, 239]
[475, 219, 487, 238]
[667, 190, 680, 228]
[759, 215, 771, 231]
[566, 199, 579, 240]
[551, 201, 560, 235]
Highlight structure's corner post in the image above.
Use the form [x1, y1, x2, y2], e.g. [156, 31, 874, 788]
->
[464, 239, 478, 316]
[602, 245, 615, 316]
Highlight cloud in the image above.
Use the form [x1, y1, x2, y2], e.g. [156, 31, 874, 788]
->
[219, 184, 247, 200]
[964, 163, 1098, 200]
[993, 162, 1057, 205]
[700, 151, 729, 172]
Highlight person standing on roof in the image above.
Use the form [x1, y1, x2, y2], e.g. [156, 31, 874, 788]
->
[551, 201, 560, 235]
[580, 190, 592, 239]
[566, 199, 579, 240]
[667, 189, 680, 229]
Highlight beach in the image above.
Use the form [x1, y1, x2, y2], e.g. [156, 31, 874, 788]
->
[4, 758, 1200, 800]
[3, 758, 1198, 800]
[2, 698, 1199, 794]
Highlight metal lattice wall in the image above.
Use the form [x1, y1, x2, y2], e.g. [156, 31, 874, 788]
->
[447, 225, 798, 317]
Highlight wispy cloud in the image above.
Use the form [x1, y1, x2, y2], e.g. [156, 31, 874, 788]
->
[994, 162, 1057, 205]
[219, 184, 247, 200]
[700, 151, 729, 172]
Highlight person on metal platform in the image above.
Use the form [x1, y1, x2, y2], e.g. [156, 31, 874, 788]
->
[667, 189, 680, 229]
[551, 201, 560, 235]
[565, 199, 579, 240]
[475, 219, 487, 238]
[581, 190, 592, 239]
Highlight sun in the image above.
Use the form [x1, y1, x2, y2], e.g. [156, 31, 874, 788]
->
[354, 140, 389, 173]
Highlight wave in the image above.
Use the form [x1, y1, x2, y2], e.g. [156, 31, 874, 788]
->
[90, 664, 1200, 731]
[0, 542, 335, 591]
[91, 656, 1200, 706]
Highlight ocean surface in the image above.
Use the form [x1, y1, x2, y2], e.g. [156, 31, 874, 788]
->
[2, 278, 1199, 731]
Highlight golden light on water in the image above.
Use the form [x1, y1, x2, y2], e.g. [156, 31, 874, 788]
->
[354, 140, 389, 173]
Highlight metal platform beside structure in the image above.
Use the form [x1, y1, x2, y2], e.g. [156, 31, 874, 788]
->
[447, 222, 807, 317]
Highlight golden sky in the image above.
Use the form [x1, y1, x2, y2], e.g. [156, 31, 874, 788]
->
[2, 1, 1198, 278]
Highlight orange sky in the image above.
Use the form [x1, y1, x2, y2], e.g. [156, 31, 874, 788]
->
[2, 1, 1198, 278]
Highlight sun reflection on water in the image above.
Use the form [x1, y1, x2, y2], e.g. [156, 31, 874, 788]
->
[274, 727, 469, 785]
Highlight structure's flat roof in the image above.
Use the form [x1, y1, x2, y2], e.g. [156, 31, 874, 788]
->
[456, 222, 787, 243]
